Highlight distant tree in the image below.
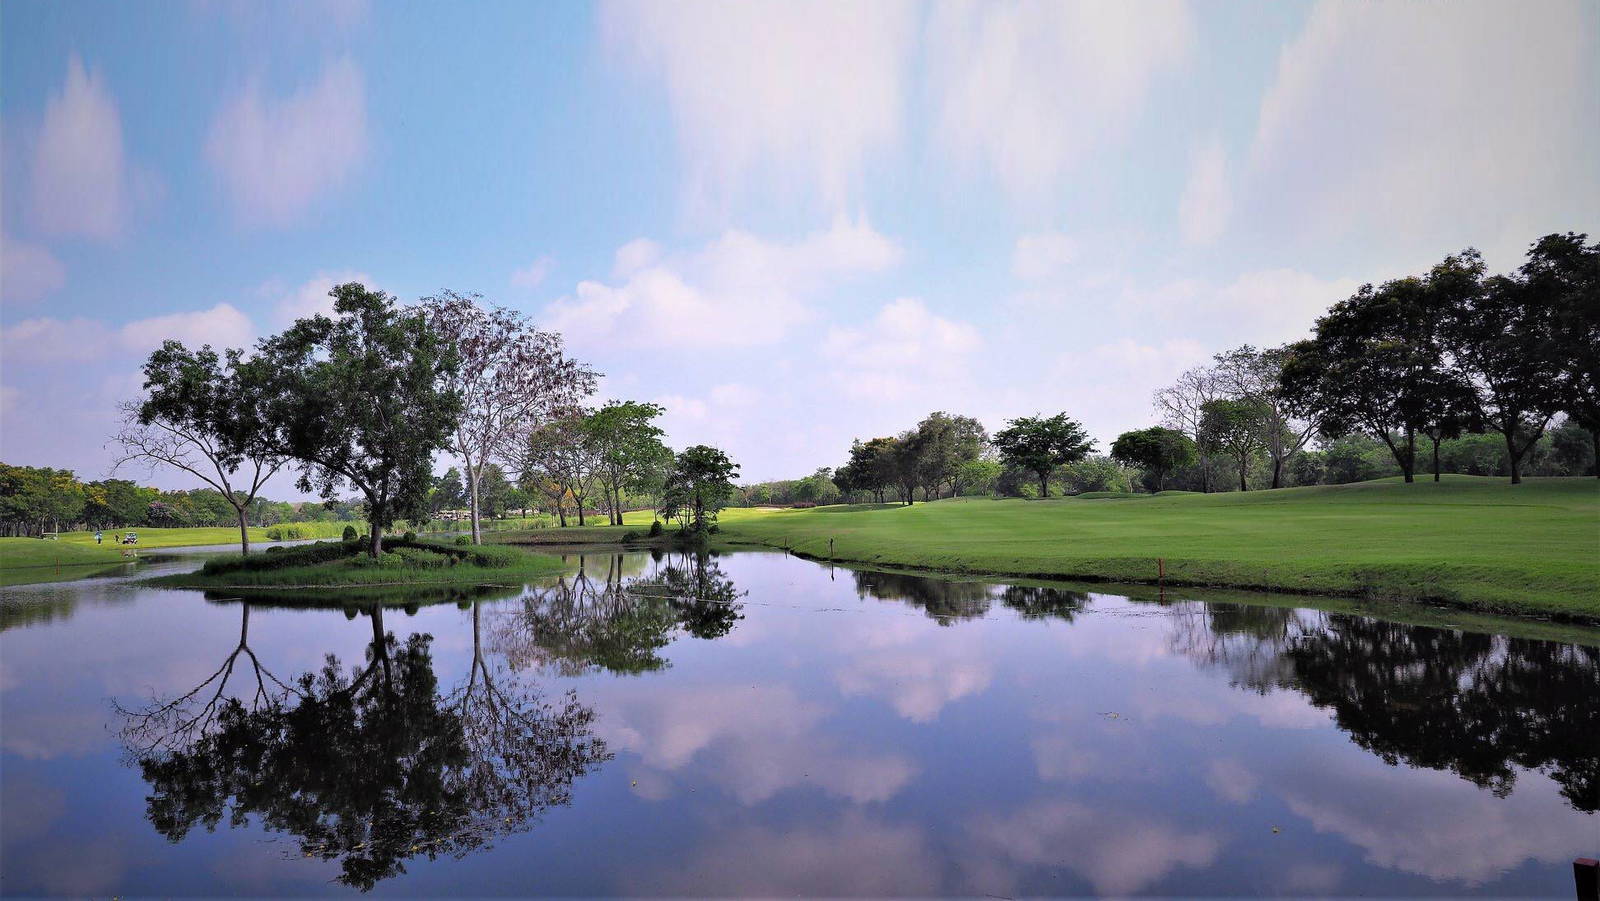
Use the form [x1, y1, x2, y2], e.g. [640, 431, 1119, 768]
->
[659, 445, 739, 531]
[956, 458, 1001, 496]
[1440, 250, 1566, 483]
[991, 413, 1094, 498]
[0, 464, 87, 537]
[477, 463, 513, 519]
[1154, 365, 1224, 492]
[1110, 426, 1196, 492]
[793, 468, 841, 505]
[887, 430, 927, 505]
[424, 291, 595, 544]
[245, 283, 462, 556]
[514, 412, 595, 526]
[1522, 232, 1599, 477]
[1200, 398, 1269, 492]
[583, 401, 671, 525]
[1061, 456, 1131, 494]
[431, 467, 466, 514]
[911, 412, 987, 499]
[1211, 345, 1323, 489]
[114, 341, 286, 554]
[1280, 276, 1462, 483]
[838, 437, 897, 503]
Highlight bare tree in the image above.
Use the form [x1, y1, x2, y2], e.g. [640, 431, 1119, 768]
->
[1154, 364, 1223, 492]
[1212, 345, 1321, 489]
[424, 292, 596, 543]
[113, 341, 285, 554]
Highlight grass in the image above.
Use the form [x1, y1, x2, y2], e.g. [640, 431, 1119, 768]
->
[709, 476, 1600, 622]
[0, 537, 138, 586]
[147, 537, 569, 595]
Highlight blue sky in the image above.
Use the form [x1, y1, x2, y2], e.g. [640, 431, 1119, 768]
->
[3, 0, 1597, 494]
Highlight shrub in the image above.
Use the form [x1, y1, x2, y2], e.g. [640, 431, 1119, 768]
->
[265, 545, 284, 554]
[455, 535, 472, 546]
[402, 530, 417, 542]
[707, 524, 721, 534]
[342, 525, 358, 542]
[620, 531, 640, 542]
[648, 520, 664, 537]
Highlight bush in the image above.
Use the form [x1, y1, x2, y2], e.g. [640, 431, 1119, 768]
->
[621, 531, 640, 542]
[708, 524, 721, 534]
[350, 552, 404, 569]
[402, 530, 417, 542]
[648, 520, 663, 537]
[342, 525, 358, 542]
[455, 535, 472, 546]
[265, 545, 284, 554]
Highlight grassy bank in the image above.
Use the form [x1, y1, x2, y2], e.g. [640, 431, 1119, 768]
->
[0, 538, 136, 586]
[148, 537, 568, 595]
[712, 476, 1600, 622]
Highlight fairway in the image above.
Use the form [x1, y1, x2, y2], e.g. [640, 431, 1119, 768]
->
[712, 476, 1600, 620]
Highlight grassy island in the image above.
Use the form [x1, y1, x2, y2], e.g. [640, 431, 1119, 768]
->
[708, 476, 1600, 622]
[147, 537, 568, 595]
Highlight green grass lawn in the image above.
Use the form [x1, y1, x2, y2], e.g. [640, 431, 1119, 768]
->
[712, 476, 1600, 621]
[0, 537, 138, 586]
[148, 537, 569, 595]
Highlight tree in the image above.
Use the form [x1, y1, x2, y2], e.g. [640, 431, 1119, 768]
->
[911, 412, 987, 499]
[477, 463, 513, 520]
[424, 291, 595, 544]
[991, 413, 1094, 498]
[1155, 365, 1224, 492]
[1211, 345, 1321, 489]
[1200, 399, 1269, 491]
[514, 412, 596, 526]
[659, 445, 739, 531]
[1110, 426, 1196, 492]
[0, 464, 86, 537]
[838, 437, 897, 504]
[246, 283, 462, 556]
[114, 341, 285, 554]
[1523, 232, 1600, 477]
[431, 467, 466, 514]
[1280, 276, 1460, 483]
[583, 401, 671, 525]
[1440, 251, 1566, 484]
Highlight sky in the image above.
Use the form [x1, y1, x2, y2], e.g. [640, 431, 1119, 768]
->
[2, 0, 1597, 497]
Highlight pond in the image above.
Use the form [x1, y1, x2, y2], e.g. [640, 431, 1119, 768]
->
[1, 547, 1595, 896]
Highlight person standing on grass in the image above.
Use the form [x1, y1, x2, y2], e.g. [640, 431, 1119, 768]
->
[95, 530, 103, 544]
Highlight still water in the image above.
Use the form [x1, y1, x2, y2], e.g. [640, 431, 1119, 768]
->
[0, 547, 1594, 896]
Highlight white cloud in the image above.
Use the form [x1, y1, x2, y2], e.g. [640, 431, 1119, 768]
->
[205, 57, 367, 225]
[1245, 0, 1600, 260]
[611, 239, 662, 279]
[1179, 133, 1230, 246]
[822, 297, 982, 403]
[510, 255, 554, 290]
[1011, 231, 1077, 281]
[271, 270, 371, 325]
[0, 235, 66, 306]
[926, 0, 1195, 199]
[544, 217, 900, 349]
[29, 55, 127, 239]
[600, 0, 916, 214]
[1, 303, 254, 365]
[962, 799, 1222, 895]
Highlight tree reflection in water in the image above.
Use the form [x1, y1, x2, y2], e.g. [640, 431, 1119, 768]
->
[1170, 602, 1599, 813]
[851, 571, 1089, 625]
[118, 602, 610, 891]
[491, 551, 745, 676]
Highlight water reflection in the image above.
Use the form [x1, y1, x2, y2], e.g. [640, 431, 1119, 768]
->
[852, 571, 1089, 625]
[492, 550, 745, 676]
[116, 602, 609, 890]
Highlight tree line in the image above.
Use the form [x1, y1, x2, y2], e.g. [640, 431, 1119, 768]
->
[772, 231, 1595, 504]
[112, 284, 740, 557]
[0, 464, 365, 538]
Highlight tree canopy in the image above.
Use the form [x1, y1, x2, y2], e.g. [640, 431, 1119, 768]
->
[991, 413, 1094, 497]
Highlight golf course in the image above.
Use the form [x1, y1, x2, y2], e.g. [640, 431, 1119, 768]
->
[701, 475, 1600, 621]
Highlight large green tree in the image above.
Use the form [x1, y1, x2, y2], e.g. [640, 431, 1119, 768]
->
[1523, 232, 1600, 477]
[659, 445, 739, 531]
[1110, 426, 1196, 492]
[115, 341, 285, 554]
[583, 401, 672, 525]
[991, 413, 1094, 498]
[247, 283, 462, 556]
[1199, 398, 1269, 492]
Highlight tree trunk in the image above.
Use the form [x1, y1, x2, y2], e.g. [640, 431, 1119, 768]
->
[1238, 457, 1248, 492]
[1506, 429, 1523, 484]
[1038, 472, 1050, 498]
[576, 502, 586, 526]
[1432, 437, 1442, 482]
[236, 506, 251, 555]
[558, 506, 567, 527]
[467, 462, 482, 545]
[1270, 457, 1283, 490]
[1198, 449, 1210, 493]
[369, 605, 392, 689]
[1592, 428, 1599, 478]
[368, 523, 383, 558]
[1402, 430, 1416, 483]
